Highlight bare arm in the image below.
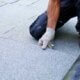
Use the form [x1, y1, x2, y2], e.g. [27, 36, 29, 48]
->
[47, 0, 60, 29]
[38, 0, 60, 49]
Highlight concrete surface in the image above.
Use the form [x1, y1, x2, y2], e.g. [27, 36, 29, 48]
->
[0, 0, 80, 80]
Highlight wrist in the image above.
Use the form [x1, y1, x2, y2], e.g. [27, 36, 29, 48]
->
[43, 27, 55, 40]
[47, 24, 56, 29]
[46, 27, 55, 35]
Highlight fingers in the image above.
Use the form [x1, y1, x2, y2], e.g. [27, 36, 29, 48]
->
[42, 40, 48, 50]
[38, 39, 48, 50]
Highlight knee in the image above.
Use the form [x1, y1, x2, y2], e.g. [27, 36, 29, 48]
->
[30, 24, 46, 40]
[29, 12, 47, 40]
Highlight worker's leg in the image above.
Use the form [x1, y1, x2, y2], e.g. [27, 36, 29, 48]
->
[29, 12, 47, 40]
[29, 7, 76, 40]
[75, 0, 80, 35]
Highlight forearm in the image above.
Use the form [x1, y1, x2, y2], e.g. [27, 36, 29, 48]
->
[47, 0, 60, 29]
[38, 0, 60, 49]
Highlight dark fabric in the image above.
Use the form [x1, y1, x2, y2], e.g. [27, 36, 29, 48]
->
[30, 12, 47, 40]
[29, 0, 80, 40]
[75, 0, 80, 33]
[60, 0, 74, 8]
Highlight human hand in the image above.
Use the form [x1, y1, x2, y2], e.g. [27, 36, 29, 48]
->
[38, 27, 55, 50]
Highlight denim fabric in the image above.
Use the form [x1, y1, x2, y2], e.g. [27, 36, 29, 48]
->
[30, 12, 47, 40]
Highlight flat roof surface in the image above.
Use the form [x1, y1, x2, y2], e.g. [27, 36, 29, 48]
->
[0, 0, 80, 80]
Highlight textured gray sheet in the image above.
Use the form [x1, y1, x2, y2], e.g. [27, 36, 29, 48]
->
[54, 18, 80, 54]
[0, 38, 79, 80]
[0, 0, 80, 80]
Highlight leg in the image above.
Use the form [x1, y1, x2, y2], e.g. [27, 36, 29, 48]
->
[30, 12, 47, 40]
[30, 6, 76, 40]
[29, 12, 68, 40]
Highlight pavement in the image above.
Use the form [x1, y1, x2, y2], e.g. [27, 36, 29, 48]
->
[0, 0, 80, 80]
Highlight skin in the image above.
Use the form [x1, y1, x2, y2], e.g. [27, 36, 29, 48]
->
[38, 0, 60, 49]
[47, 0, 60, 29]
